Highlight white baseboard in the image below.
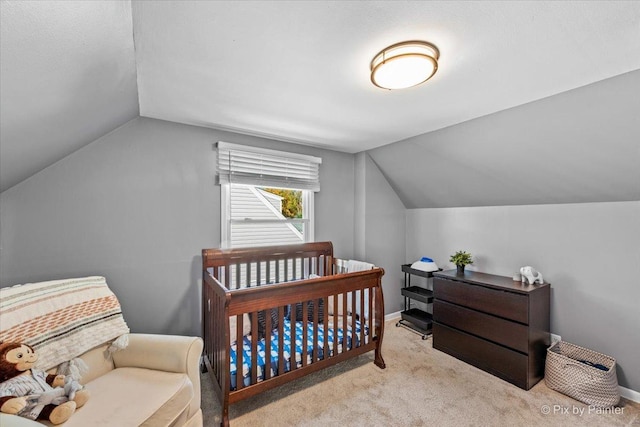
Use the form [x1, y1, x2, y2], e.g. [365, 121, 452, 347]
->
[550, 333, 561, 343]
[620, 386, 640, 403]
[385, 311, 401, 322]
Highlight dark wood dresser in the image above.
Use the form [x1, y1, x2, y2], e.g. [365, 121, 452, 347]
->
[433, 270, 550, 390]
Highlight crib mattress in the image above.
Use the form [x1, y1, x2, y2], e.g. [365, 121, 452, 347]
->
[230, 318, 367, 390]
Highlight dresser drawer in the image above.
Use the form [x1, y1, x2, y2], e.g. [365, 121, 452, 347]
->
[433, 300, 529, 353]
[433, 323, 529, 389]
[434, 278, 528, 324]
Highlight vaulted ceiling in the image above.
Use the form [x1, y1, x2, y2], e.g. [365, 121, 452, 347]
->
[2, 1, 640, 192]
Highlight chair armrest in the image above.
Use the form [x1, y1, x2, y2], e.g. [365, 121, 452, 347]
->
[112, 333, 203, 420]
[0, 413, 43, 427]
[112, 334, 202, 373]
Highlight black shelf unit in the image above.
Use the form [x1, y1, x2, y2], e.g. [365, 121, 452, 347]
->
[397, 264, 437, 339]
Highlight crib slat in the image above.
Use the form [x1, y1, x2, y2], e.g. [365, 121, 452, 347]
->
[351, 291, 357, 348]
[215, 294, 220, 380]
[236, 313, 243, 356]
[235, 314, 242, 387]
[257, 262, 262, 286]
[332, 293, 338, 357]
[218, 295, 222, 381]
[368, 287, 373, 344]
[302, 301, 308, 367]
[289, 312, 298, 373]
[266, 261, 271, 285]
[342, 293, 348, 353]
[278, 306, 285, 375]
[264, 311, 272, 380]
[247, 262, 251, 288]
[360, 289, 365, 346]
[236, 314, 245, 391]
[221, 295, 226, 379]
[323, 296, 329, 360]
[207, 290, 213, 375]
[210, 292, 216, 378]
[211, 293, 215, 379]
[220, 295, 224, 379]
[312, 299, 319, 363]
[250, 313, 258, 384]
[203, 268, 210, 368]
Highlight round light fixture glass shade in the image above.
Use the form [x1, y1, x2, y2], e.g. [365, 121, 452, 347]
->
[370, 41, 439, 90]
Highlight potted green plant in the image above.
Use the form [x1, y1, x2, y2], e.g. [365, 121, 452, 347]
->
[450, 250, 473, 274]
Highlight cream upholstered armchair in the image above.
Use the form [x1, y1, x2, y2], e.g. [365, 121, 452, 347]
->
[0, 277, 203, 427]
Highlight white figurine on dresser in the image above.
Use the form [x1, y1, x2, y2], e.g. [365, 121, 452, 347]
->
[520, 266, 544, 285]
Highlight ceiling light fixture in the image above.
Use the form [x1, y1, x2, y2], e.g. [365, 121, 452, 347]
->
[370, 40, 440, 90]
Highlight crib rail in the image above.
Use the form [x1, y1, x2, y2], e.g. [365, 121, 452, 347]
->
[203, 241, 334, 290]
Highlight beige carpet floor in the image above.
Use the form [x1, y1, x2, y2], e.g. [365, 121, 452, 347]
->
[200, 320, 639, 426]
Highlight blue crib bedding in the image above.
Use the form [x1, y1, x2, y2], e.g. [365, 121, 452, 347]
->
[230, 318, 367, 389]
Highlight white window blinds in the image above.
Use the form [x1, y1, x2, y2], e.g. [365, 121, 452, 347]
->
[217, 141, 322, 191]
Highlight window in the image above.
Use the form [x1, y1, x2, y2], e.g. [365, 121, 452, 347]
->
[222, 184, 313, 248]
[217, 142, 321, 248]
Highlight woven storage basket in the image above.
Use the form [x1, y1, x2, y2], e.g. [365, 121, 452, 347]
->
[545, 341, 619, 407]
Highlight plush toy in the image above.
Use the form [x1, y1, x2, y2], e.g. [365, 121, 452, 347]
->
[0, 341, 89, 425]
[520, 266, 544, 285]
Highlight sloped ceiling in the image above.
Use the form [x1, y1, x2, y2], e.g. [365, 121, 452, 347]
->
[368, 70, 640, 209]
[1, 1, 639, 195]
[0, 1, 139, 192]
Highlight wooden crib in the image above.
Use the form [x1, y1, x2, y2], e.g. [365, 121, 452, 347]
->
[202, 241, 385, 426]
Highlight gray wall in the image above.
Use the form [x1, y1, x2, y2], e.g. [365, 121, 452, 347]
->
[0, 117, 356, 336]
[354, 153, 406, 314]
[406, 201, 640, 390]
[368, 70, 640, 209]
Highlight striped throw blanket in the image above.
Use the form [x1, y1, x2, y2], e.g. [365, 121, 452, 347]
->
[0, 276, 129, 371]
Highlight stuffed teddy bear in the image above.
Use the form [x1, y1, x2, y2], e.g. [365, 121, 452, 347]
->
[0, 341, 89, 425]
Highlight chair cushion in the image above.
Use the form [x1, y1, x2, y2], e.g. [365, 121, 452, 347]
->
[60, 367, 193, 427]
